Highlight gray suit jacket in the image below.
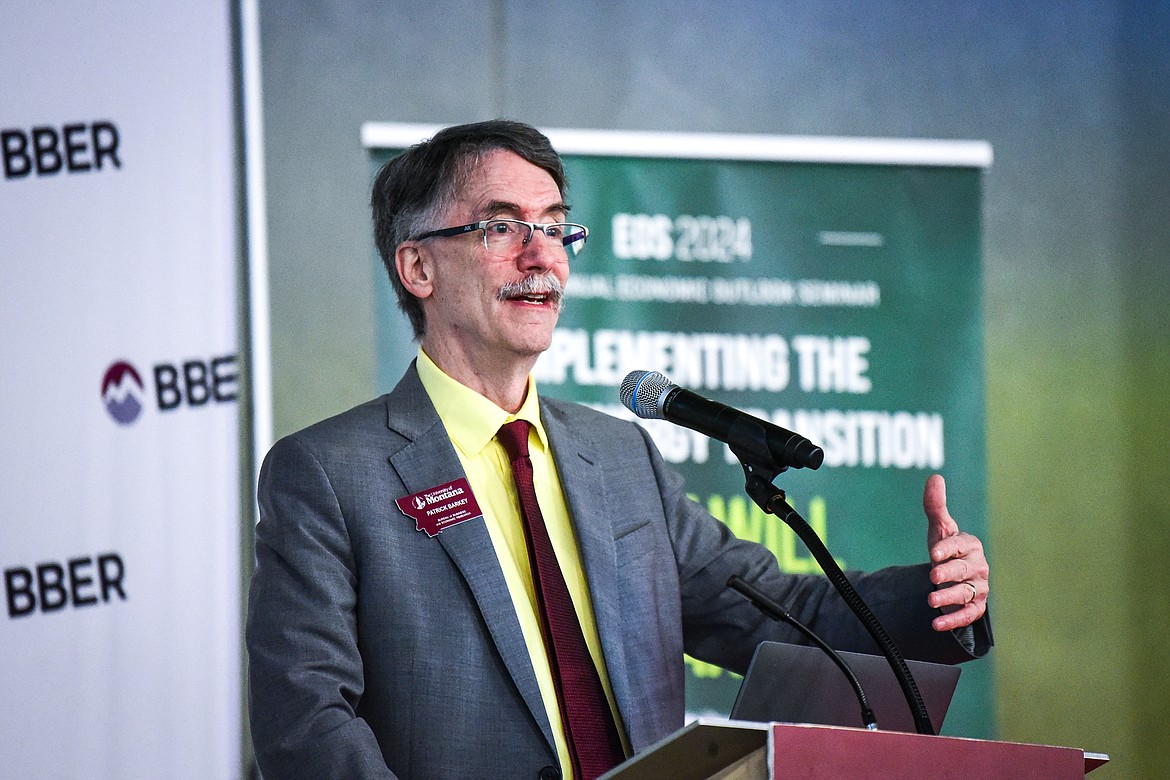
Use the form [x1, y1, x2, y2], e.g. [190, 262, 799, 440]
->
[247, 364, 989, 779]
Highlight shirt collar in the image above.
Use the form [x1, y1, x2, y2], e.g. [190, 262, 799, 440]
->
[416, 347, 548, 457]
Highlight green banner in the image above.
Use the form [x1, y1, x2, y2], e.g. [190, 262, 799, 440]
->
[371, 135, 992, 738]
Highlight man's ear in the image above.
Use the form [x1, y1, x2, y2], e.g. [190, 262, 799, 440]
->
[396, 243, 433, 299]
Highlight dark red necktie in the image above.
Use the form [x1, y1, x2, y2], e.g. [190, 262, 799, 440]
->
[497, 420, 625, 779]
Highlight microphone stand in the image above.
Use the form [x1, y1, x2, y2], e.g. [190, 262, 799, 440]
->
[735, 455, 937, 736]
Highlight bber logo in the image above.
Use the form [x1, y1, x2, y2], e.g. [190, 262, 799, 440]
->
[2, 121, 121, 180]
[102, 361, 146, 424]
[101, 354, 238, 425]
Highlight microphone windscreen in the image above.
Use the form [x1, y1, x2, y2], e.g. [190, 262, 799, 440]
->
[619, 370, 673, 419]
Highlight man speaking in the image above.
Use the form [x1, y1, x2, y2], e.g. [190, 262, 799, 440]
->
[246, 119, 991, 779]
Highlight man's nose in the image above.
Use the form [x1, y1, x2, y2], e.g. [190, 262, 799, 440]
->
[516, 228, 561, 270]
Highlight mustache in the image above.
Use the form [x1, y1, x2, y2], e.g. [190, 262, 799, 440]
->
[496, 274, 565, 305]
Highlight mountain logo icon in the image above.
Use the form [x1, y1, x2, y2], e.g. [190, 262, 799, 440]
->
[102, 361, 146, 425]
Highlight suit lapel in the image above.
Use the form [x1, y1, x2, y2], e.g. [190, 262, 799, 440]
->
[383, 366, 555, 752]
[540, 402, 639, 745]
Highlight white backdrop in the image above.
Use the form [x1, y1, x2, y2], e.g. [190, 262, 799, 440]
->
[0, 3, 242, 778]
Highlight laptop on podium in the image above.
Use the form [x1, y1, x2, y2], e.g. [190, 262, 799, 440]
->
[730, 640, 962, 733]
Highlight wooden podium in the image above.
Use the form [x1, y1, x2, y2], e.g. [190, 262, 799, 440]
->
[600, 719, 1109, 779]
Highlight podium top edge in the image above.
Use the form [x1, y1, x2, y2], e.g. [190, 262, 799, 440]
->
[1084, 752, 1110, 772]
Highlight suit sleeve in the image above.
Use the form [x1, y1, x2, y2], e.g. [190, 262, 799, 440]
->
[633, 424, 992, 674]
[246, 435, 397, 780]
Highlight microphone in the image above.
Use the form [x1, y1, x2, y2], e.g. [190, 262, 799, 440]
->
[727, 575, 878, 730]
[619, 370, 824, 471]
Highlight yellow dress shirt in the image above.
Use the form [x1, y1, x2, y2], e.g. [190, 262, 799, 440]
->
[415, 349, 627, 777]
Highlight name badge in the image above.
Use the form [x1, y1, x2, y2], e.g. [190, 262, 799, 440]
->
[395, 478, 483, 537]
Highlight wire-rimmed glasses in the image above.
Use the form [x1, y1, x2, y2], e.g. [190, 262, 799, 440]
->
[414, 218, 589, 259]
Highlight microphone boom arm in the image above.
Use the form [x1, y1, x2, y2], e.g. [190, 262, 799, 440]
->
[739, 460, 937, 736]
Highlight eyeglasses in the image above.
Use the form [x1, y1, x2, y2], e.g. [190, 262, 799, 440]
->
[414, 218, 589, 259]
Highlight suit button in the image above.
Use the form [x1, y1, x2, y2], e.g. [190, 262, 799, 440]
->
[538, 767, 561, 780]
